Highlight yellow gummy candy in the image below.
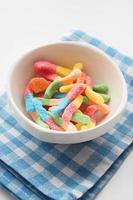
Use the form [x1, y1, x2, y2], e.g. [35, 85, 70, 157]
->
[75, 123, 83, 130]
[55, 75, 61, 80]
[76, 109, 83, 114]
[59, 84, 75, 93]
[85, 87, 104, 105]
[81, 121, 96, 130]
[56, 63, 83, 77]
[59, 83, 86, 93]
[56, 66, 71, 76]
[73, 95, 83, 108]
[73, 63, 83, 70]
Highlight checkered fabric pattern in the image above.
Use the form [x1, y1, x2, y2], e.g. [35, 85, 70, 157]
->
[0, 30, 133, 200]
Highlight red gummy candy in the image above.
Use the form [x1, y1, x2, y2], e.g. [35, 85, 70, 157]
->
[34, 61, 57, 81]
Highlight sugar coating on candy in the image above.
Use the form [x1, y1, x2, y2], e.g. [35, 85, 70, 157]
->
[85, 105, 98, 123]
[85, 105, 97, 115]
[73, 63, 83, 70]
[86, 103, 110, 124]
[33, 98, 64, 131]
[83, 96, 89, 104]
[56, 62, 83, 77]
[62, 104, 77, 121]
[44, 80, 62, 99]
[51, 84, 85, 116]
[95, 106, 109, 123]
[98, 93, 111, 103]
[46, 118, 64, 131]
[34, 61, 58, 81]
[34, 61, 56, 75]
[44, 69, 81, 98]
[77, 72, 86, 83]
[85, 75, 93, 88]
[51, 98, 70, 116]
[49, 112, 77, 131]
[33, 98, 48, 121]
[48, 111, 63, 126]
[85, 86, 104, 105]
[28, 77, 49, 94]
[67, 84, 86, 100]
[73, 95, 83, 108]
[37, 98, 63, 106]
[59, 84, 75, 93]
[75, 123, 82, 130]
[37, 98, 49, 105]
[72, 112, 91, 124]
[35, 116, 49, 128]
[93, 84, 108, 94]
[56, 65, 71, 76]
[61, 69, 81, 85]
[48, 112, 70, 130]
[24, 61, 111, 132]
[48, 98, 63, 106]
[81, 121, 96, 130]
[53, 92, 66, 99]
[76, 109, 82, 114]
[43, 74, 57, 81]
[25, 93, 35, 112]
[62, 95, 83, 128]
[49, 111, 77, 131]
[29, 111, 49, 129]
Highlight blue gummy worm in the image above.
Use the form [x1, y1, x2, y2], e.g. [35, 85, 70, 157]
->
[51, 98, 70, 116]
[25, 93, 35, 112]
[33, 98, 48, 121]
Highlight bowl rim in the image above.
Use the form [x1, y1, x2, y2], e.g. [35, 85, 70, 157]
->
[7, 41, 127, 135]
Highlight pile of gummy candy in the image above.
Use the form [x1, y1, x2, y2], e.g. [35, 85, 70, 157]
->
[24, 61, 111, 132]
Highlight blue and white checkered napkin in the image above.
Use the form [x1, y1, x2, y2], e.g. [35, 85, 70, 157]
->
[0, 30, 133, 200]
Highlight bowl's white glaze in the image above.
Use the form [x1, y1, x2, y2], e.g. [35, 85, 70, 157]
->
[7, 42, 127, 144]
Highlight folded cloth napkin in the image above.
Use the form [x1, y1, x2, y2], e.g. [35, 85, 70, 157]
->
[0, 30, 133, 200]
[1, 144, 132, 200]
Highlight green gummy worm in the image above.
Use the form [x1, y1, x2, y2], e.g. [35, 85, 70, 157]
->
[83, 96, 89, 105]
[99, 93, 111, 103]
[93, 84, 109, 94]
[48, 112, 63, 126]
[44, 80, 63, 99]
[35, 116, 49, 129]
[72, 112, 91, 124]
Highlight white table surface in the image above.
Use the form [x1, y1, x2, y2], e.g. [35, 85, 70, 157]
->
[0, 0, 133, 199]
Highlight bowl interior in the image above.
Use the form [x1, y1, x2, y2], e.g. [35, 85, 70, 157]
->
[9, 42, 125, 130]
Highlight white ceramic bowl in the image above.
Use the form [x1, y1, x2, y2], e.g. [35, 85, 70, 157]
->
[7, 42, 127, 144]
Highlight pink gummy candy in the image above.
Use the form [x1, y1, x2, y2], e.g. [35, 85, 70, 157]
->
[46, 118, 64, 131]
[62, 104, 77, 127]
[85, 75, 93, 88]
[85, 105, 97, 123]
[67, 84, 85, 101]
